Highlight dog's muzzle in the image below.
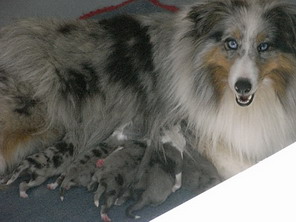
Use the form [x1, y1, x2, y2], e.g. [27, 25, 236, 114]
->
[234, 78, 254, 107]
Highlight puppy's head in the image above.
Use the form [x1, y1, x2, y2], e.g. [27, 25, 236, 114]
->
[186, 0, 296, 107]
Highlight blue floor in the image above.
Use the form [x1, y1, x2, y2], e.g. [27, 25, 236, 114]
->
[0, 177, 195, 222]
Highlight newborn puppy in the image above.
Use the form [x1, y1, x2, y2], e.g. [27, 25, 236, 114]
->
[88, 140, 146, 222]
[126, 141, 183, 219]
[48, 123, 136, 199]
[182, 146, 222, 195]
[5, 142, 74, 198]
[180, 120, 221, 194]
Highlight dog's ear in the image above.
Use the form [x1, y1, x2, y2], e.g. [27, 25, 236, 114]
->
[185, 1, 231, 39]
[264, 4, 296, 55]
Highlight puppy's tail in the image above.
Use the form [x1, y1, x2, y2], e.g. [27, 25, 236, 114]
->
[6, 160, 30, 185]
[126, 203, 144, 220]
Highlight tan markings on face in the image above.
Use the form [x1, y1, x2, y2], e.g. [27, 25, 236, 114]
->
[256, 32, 267, 44]
[204, 46, 233, 98]
[259, 54, 296, 96]
[232, 29, 242, 41]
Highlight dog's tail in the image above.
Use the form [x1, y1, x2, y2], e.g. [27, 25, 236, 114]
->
[126, 199, 148, 220]
[6, 160, 30, 185]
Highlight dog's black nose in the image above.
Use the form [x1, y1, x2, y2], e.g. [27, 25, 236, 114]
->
[235, 79, 252, 94]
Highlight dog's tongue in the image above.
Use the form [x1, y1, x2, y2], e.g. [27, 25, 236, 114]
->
[236, 94, 254, 107]
[240, 96, 249, 102]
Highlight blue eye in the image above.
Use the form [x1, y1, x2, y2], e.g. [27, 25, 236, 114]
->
[225, 38, 238, 50]
[258, 42, 270, 52]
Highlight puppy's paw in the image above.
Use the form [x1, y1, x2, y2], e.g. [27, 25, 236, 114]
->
[101, 213, 112, 222]
[20, 191, 29, 198]
[47, 182, 59, 190]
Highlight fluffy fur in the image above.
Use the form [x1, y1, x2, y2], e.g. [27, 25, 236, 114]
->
[89, 141, 147, 222]
[1, 0, 296, 180]
[126, 141, 184, 219]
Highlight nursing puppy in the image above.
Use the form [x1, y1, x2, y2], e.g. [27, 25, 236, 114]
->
[89, 141, 147, 222]
[1, 0, 296, 181]
[182, 147, 221, 195]
[4, 142, 74, 198]
[126, 141, 184, 219]
[48, 143, 117, 200]
[56, 124, 141, 200]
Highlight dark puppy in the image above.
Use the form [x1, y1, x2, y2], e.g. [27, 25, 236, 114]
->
[126, 141, 183, 219]
[182, 147, 221, 195]
[89, 140, 146, 222]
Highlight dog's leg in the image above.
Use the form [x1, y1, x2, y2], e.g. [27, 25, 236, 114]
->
[161, 124, 186, 192]
[172, 152, 183, 192]
[100, 190, 117, 222]
[94, 184, 105, 207]
[100, 209, 112, 222]
[6, 161, 30, 185]
[88, 168, 103, 192]
[134, 144, 153, 184]
[60, 167, 77, 190]
[172, 172, 182, 192]
[59, 176, 77, 201]
[19, 175, 47, 198]
[59, 168, 78, 201]
[114, 189, 130, 206]
[47, 174, 65, 190]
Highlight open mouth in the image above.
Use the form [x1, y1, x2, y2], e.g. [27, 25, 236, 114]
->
[235, 94, 254, 107]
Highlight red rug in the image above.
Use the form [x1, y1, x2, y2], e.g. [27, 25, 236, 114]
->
[79, 0, 179, 20]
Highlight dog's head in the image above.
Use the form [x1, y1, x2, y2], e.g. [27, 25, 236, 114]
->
[185, 0, 296, 107]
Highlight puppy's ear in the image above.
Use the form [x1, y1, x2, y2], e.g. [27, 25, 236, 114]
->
[186, 1, 230, 39]
[265, 4, 296, 54]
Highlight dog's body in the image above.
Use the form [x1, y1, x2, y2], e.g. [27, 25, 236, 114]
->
[89, 140, 147, 222]
[1, 0, 296, 181]
[5, 142, 74, 198]
[126, 140, 184, 219]
[49, 142, 118, 200]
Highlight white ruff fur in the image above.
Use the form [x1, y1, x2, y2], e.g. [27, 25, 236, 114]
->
[196, 80, 296, 178]
[166, 6, 296, 179]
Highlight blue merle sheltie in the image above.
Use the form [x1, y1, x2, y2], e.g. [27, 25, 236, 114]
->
[1, 0, 296, 181]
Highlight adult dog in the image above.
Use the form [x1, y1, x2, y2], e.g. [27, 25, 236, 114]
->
[1, 0, 296, 180]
